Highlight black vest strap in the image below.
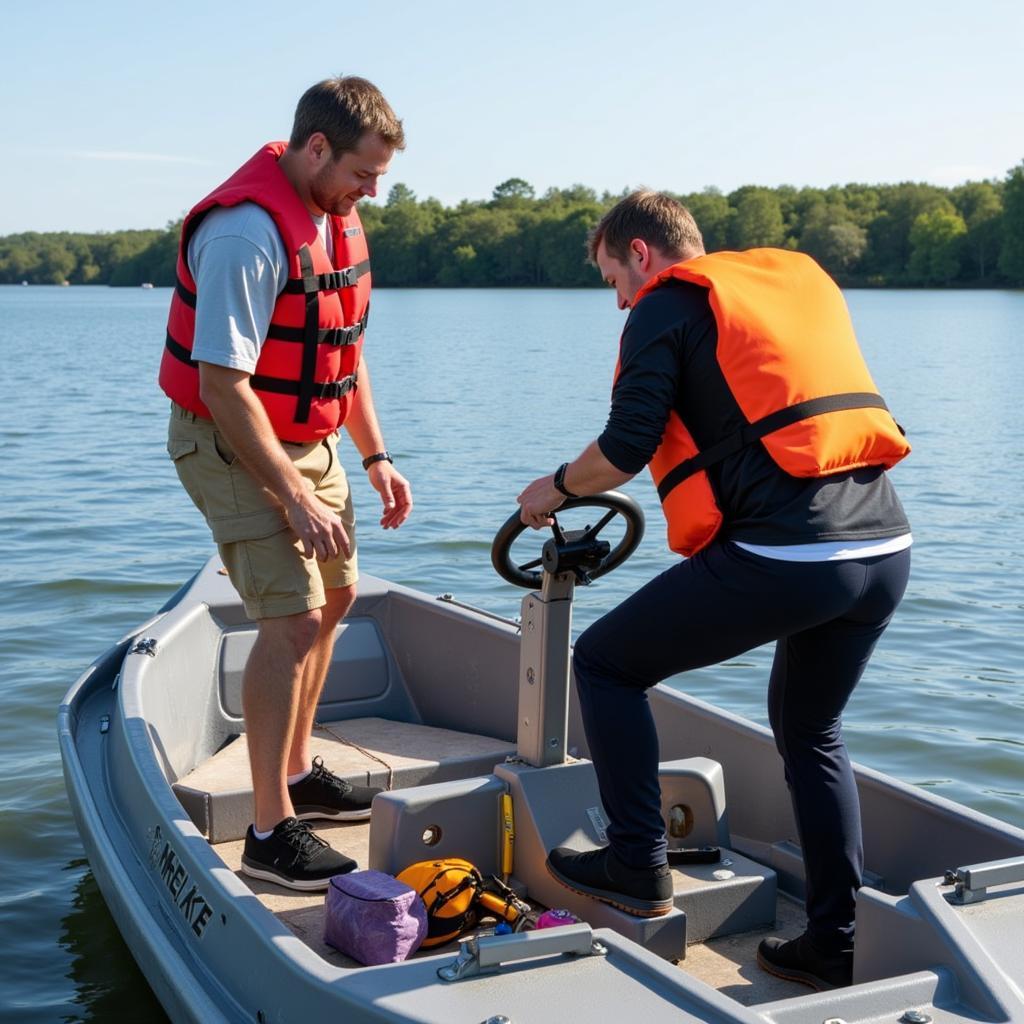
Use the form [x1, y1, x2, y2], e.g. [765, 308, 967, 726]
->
[250, 371, 358, 401]
[175, 276, 197, 309]
[165, 332, 358, 402]
[165, 331, 197, 367]
[265, 309, 369, 346]
[656, 392, 890, 503]
[282, 258, 370, 294]
[294, 246, 321, 423]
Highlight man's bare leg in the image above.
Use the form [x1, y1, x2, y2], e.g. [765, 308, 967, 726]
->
[287, 584, 358, 775]
[241, 608, 322, 833]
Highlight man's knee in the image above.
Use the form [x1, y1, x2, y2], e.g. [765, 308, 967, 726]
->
[321, 583, 357, 629]
[574, 617, 659, 694]
[256, 607, 323, 660]
[572, 624, 604, 692]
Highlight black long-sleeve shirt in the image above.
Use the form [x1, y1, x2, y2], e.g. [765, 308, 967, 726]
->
[597, 281, 910, 545]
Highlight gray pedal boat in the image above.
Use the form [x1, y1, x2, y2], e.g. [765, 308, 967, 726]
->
[59, 494, 1024, 1024]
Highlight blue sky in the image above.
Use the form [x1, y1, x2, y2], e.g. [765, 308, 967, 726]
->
[3, 0, 1021, 234]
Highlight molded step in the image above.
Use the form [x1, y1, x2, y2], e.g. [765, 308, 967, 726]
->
[174, 717, 514, 842]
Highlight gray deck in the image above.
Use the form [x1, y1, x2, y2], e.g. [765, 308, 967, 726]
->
[192, 710, 810, 1003]
[213, 820, 809, 1004]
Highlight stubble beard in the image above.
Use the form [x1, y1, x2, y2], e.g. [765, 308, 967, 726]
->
[310, 169, 357, 218]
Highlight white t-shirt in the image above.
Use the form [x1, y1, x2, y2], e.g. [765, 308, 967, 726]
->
[733, 533, 912, 561]
[187, 202, 332, 373]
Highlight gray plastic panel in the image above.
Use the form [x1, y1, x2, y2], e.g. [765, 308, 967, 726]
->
[855, 872, 1024, 1021]
[340, 928, 766, 1024]
[368, 775, 507, 877]
[672, 848, 776, 944]
[495, 760, 688, 961]
[758, 968, 975, 1024]
[660, 757, 731, 849]
[649, 684, 1024, 899]
[218, 618, 389, 718]
[383, 590, 520, 742]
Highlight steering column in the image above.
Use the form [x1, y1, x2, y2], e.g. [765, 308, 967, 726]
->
[490, 492, 644, 768]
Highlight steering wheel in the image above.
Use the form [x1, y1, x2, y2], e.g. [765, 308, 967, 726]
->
[491, 491, 645, 589]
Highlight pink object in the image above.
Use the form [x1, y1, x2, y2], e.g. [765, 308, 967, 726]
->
[535, 908, 579, 929]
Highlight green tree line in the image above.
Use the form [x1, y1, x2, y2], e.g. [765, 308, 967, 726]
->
[3, 161, 1024, 288]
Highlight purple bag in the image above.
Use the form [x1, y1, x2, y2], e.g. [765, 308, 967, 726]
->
[324, 870, 428, 965]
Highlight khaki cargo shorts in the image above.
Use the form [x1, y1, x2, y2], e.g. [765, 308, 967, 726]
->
[167, 403, 358, 619]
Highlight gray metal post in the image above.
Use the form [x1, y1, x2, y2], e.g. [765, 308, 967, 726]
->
[516, 571, 575, 767]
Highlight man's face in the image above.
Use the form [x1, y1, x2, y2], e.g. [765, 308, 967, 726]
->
[309, 132, 394, 217]
[595, 239, 647, 310]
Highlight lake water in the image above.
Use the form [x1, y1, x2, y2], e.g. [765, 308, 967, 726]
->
[0, 284, 1022, 1022]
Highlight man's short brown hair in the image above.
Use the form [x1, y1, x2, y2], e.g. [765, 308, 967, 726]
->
[588, 190, 704, 265]
[289, 76, 405, 157]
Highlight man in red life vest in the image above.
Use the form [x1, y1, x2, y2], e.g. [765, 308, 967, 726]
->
[517, 191, 912, 989]
[160, 77, 412, 890]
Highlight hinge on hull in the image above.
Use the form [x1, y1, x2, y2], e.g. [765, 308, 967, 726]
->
[129, 637, 158, 657]
[944, 855, 1024, 904]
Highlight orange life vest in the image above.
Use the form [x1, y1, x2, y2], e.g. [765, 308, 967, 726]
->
[158, 142, 370, 443]
[620, 249, 910, 557]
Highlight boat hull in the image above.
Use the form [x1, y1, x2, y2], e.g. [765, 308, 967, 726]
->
[59, 558, 1024, 1024]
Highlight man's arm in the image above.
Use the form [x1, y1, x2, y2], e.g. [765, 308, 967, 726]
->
[198, 363, 351, 560]
[344, 355, 413, 529]
[517, 441, 635, 528]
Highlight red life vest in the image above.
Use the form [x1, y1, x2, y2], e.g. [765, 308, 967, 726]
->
[158, 142, 371, 443]
[619, 249, 911, 557]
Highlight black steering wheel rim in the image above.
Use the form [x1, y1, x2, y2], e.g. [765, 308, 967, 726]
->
[491, 490, 645, 589]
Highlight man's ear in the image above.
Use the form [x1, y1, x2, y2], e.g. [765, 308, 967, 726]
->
[307, 132, 330, 166]
[630, 238, 651, 270]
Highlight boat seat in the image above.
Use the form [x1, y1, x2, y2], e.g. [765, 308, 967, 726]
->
[173, 717, 515, 843]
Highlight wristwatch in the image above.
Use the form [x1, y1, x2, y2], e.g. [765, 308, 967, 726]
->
[553, 462, 578, 498]
[362, 450, 393, 470]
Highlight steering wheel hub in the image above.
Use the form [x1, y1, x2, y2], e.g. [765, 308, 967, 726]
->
[540, 530, 611, 581]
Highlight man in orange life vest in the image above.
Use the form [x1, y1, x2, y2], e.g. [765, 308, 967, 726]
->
[160, 77, 412, 890]
[517, 191, 912, 990]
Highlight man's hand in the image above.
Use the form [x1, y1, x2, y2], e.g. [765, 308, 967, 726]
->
[517, 446, 635, 529]
[284, 490, 352, 561]
[517, 474, 563, 529]
[368, 461, 413, 529]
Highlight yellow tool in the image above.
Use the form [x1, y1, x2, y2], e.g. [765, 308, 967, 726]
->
[500, 792, 515, 881]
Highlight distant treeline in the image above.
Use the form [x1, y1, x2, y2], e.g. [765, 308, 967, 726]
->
[4, 161, 1024, 288]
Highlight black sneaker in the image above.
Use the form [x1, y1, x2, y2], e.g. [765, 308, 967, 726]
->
[546, 846, 673, 917]
[240, 817, 357, 891]
[757, 932, 853, 990]
[288, 756, 381, 821]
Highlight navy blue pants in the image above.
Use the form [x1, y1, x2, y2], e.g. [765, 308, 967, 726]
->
[571, 541, 910, 953]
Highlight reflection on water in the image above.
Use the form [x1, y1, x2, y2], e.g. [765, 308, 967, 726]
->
[57, 861, 168, 1024]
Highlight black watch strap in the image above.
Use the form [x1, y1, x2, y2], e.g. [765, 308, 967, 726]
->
[553, 462, 578, 498]
[362, 450, 393, 470]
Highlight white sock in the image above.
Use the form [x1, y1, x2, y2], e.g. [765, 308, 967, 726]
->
[252, 825, 274, 841]
[287, 766, 311, 785]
